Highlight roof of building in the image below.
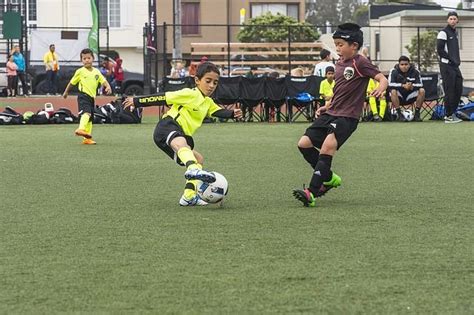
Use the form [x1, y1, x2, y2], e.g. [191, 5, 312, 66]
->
[369, 3, 442, 20]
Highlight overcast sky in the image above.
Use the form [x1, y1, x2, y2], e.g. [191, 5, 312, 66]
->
[434, 0, 460, 9]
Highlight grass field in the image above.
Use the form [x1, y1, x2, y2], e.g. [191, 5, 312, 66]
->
[1, 119, 473, 313]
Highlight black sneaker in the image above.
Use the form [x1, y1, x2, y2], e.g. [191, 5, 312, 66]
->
[413, 111, 422, 122]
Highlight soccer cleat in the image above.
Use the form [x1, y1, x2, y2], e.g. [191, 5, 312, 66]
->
[293, 188, 316, 207]
[315, 172, 342, 198]
[292, 188, 316, 207]
[184, 169, 216, 183]
[75, 128, 92, 139]
[82, 139, 97, 145]
[444, 114, 462, 124]
[179, 194, 208, 206]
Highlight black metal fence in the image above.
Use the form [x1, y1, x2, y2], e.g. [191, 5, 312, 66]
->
[142, 23, 474, 94]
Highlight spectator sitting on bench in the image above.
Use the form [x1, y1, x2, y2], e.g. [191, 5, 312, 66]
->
[389, 55, 425, 122]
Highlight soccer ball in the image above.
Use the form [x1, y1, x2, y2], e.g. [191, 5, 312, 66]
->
[197, 172, 228, 204]
[402, 109, 414, 121]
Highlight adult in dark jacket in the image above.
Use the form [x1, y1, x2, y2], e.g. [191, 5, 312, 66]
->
[437, 11, 463, 123]
[388, 55, 425, 122]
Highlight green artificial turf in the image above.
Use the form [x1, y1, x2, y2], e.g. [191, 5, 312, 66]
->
[1, 119, 473, 313]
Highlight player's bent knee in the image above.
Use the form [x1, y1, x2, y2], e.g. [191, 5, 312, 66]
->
[297, 136, 313, 148]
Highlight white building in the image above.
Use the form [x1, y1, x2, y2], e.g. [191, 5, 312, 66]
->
[2, 0, 147, 73]
[368, 8, 474, 86]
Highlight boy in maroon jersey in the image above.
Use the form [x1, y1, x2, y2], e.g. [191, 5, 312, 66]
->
[293, 23, 388, 207]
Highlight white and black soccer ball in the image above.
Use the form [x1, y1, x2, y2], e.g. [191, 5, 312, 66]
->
[197, 172, 228, 204]
[402, 109, 414, 121]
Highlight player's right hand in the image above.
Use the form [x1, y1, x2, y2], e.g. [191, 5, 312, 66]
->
[315, 106, 327, 118]
[123, 97, 134, 109]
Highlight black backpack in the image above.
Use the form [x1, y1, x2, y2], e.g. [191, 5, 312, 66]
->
[51, 108, 78, 124]
[0, 106, 23, 125]
[26, 110, 51, 124]
[105, 99, 142, 124]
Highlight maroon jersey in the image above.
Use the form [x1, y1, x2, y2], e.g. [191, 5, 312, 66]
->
[327, 54, 380, 119]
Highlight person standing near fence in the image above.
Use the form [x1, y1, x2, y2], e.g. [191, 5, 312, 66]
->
[43, 44, 60, 95]
[6, 55, 18, 97]
[437, 11, 463, 124]
[11, 45, 29, 96]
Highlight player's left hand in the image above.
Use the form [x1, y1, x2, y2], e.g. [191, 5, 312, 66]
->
[233, 108, 243, 119]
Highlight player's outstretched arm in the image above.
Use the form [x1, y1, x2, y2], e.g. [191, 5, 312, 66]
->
[62, 82, 73, 99]
[123, 93, 168, 109]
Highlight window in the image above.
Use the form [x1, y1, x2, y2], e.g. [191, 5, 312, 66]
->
[28, 0, 37, 21]
[182, 2, 200, 35]
[99, 0, 121, 28]
[251, 3, 299, 20]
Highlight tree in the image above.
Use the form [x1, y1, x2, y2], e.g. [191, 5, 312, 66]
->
[405, 30, 438, 71]
[237, 13, 319, 43]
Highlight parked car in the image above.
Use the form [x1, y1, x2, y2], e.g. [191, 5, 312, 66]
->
[27, 55, 145, 96]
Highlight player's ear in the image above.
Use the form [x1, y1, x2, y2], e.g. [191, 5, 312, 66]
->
[194, 76, 200, 85]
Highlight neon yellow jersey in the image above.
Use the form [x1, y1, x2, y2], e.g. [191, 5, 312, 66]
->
[163, 88, 222, 136]
[319, 79, 335, 98]
[69, 67, 106, 98]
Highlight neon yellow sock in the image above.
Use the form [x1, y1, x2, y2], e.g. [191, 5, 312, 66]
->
[78, 113, 90, 130]
[369, 97, 378, 115]
[177, 147, 202, 170]
[379, 99, 387, 118]
[85, 120, 93, 135]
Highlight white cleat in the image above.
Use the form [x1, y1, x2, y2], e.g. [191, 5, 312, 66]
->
[179, 195, 208, 206]
[184, 169, 216, 183]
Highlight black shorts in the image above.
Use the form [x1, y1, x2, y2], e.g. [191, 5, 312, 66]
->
[78, 93, 95, 116]
[393, 89, 419, 105]
[153, 117, 194, 166]
[304, 114, 358, 150]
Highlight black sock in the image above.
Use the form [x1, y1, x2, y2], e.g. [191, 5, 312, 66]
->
[298, 146, 320, 169]
[415, 107, 421, 113]
[309, 154, 333, 194]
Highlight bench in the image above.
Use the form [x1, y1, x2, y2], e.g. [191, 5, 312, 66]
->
[190, 42, 325, 67]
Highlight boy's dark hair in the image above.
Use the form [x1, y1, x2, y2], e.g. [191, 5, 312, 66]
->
[320, 49, 331, 60]
[333, 23, 363, 50]
[80, 48, 95, 59]
[398, 55, 410, 63]
[325, 66, 335, 74]
[196, 62, 219, 79]
[447, 11, 458, 18]
[49, 44, 55, 49]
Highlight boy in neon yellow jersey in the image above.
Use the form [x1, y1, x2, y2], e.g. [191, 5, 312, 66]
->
[367, 78, 387, 122]
[319, 66, 335, 107]
[123, 62, 242, 206]
[63, 48, 112, 144]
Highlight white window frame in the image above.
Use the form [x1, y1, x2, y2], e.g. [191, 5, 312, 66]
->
[99, 0, 123, 29]
[251, 3, 299, 20]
